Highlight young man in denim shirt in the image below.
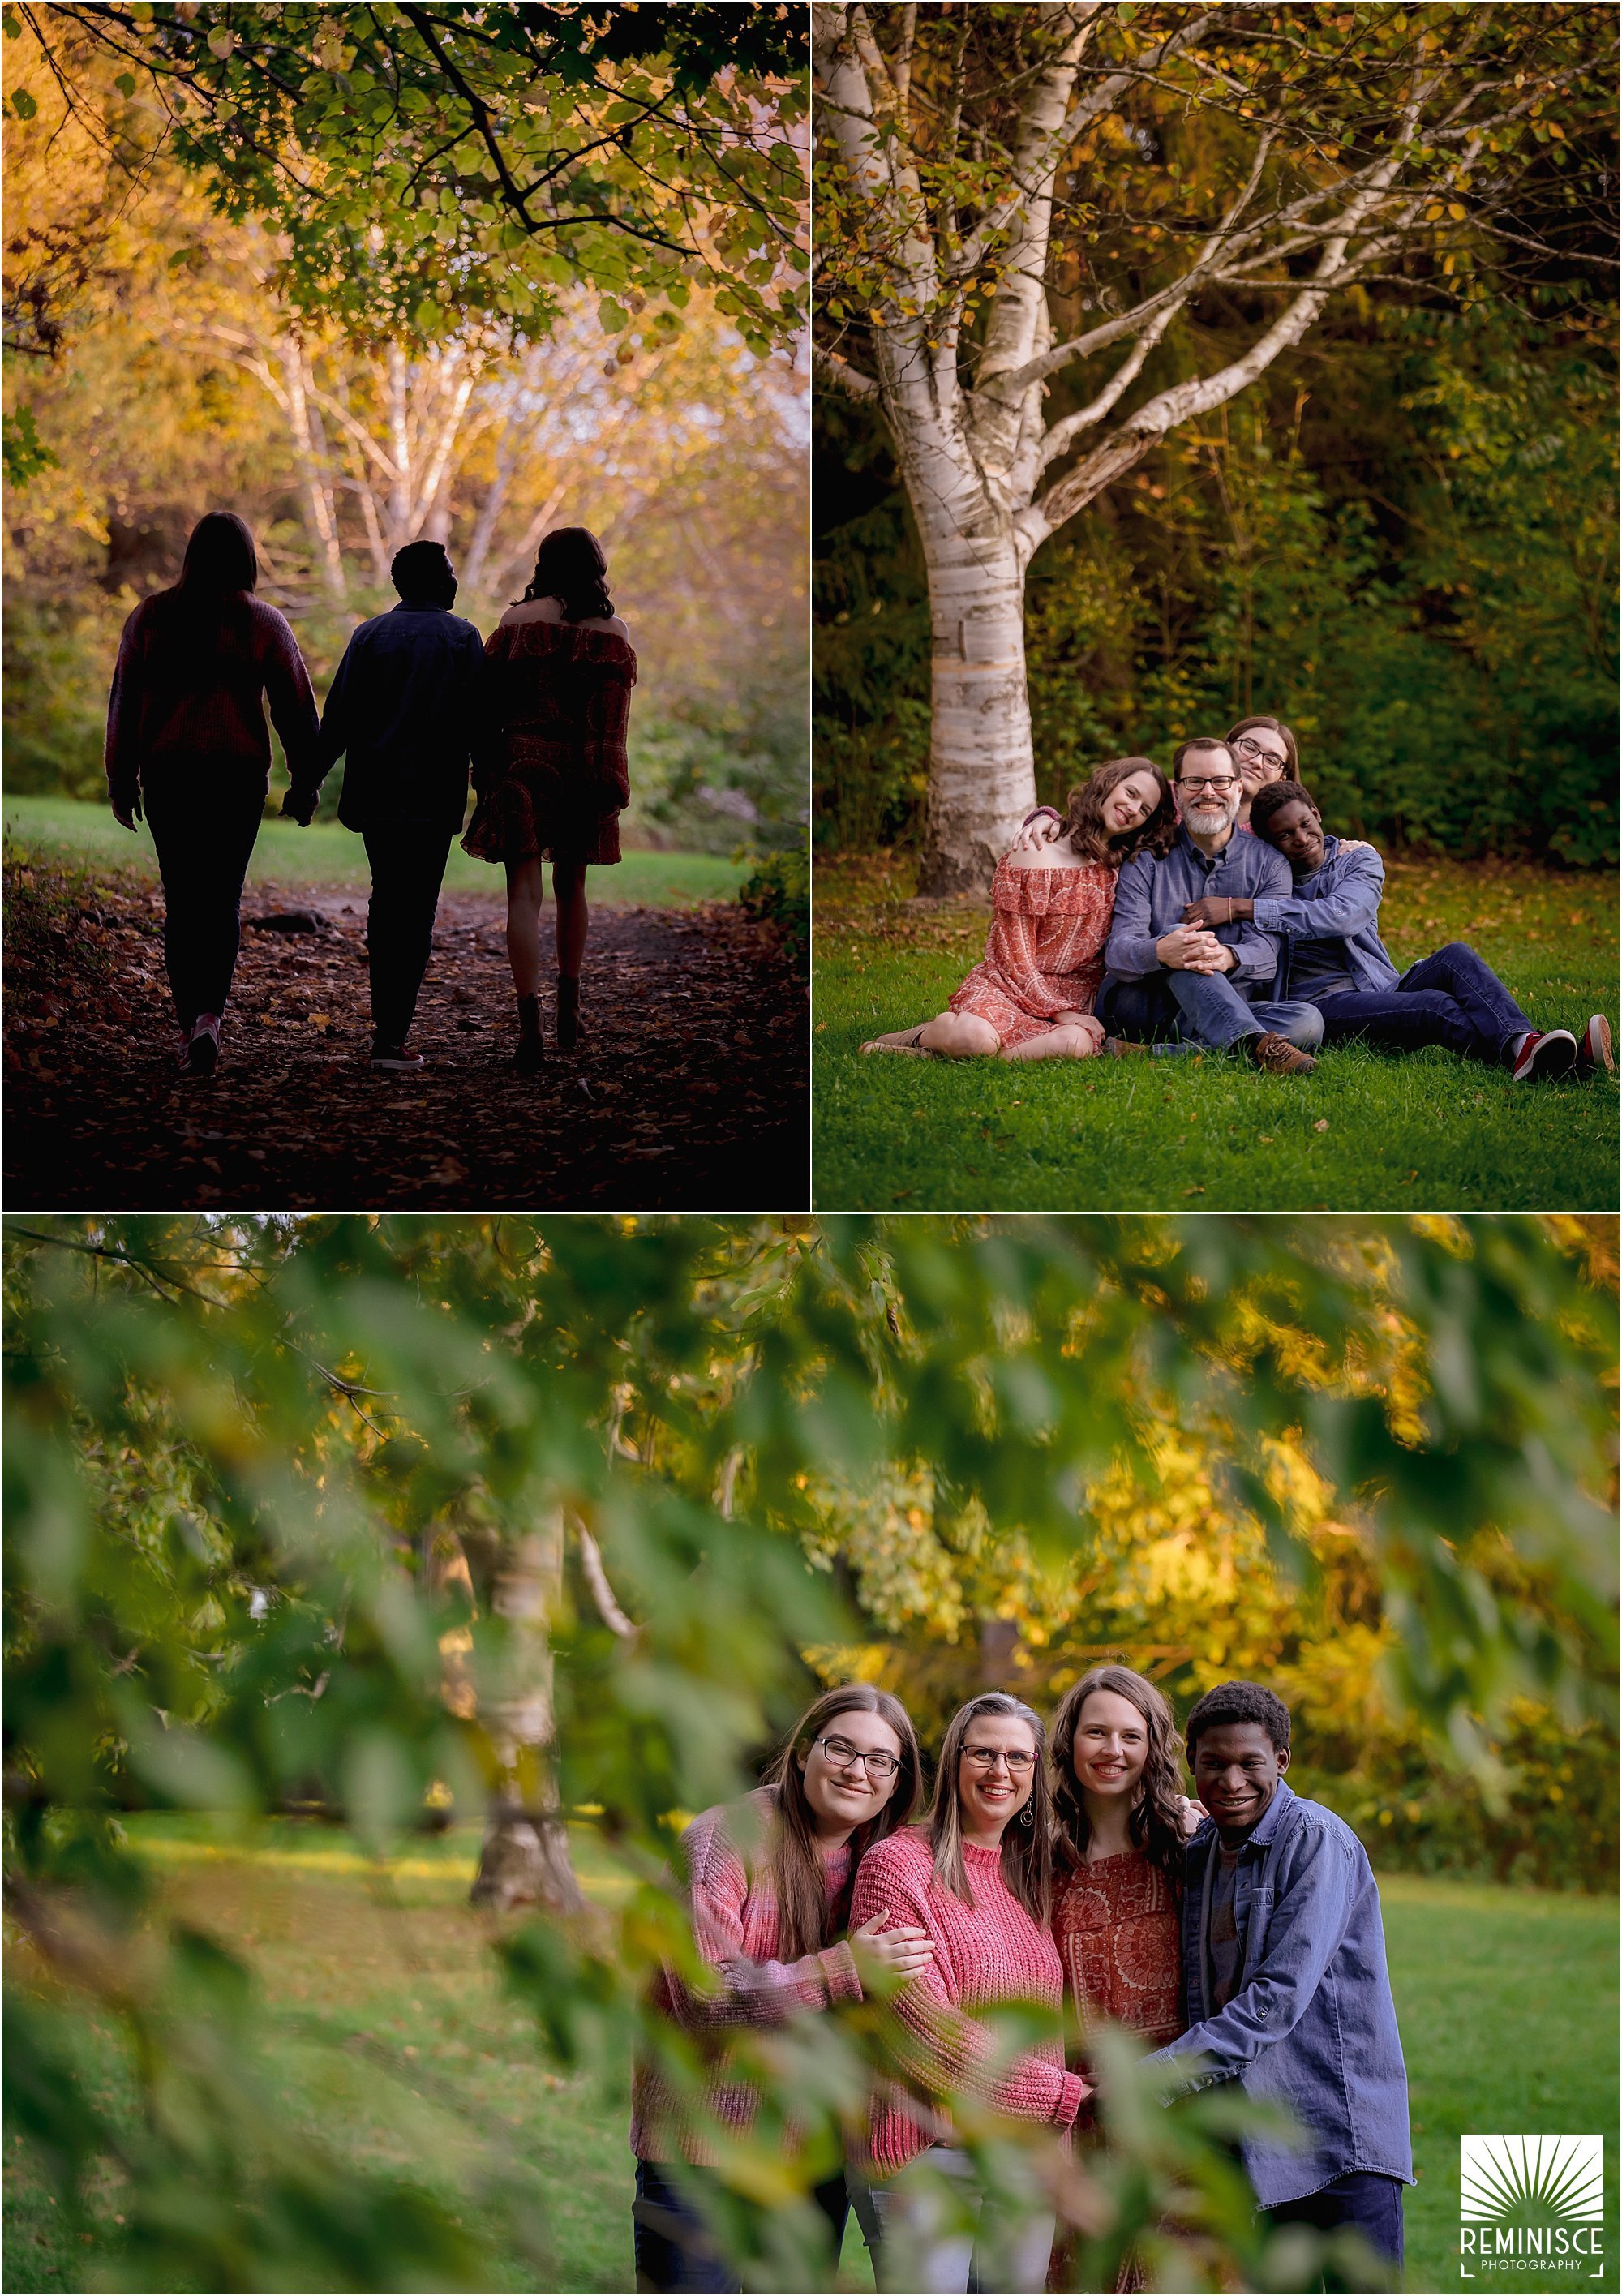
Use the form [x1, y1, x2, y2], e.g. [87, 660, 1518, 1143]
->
[1186, 779, 1613, 1084]
[1141, 1681, 1413, 2280]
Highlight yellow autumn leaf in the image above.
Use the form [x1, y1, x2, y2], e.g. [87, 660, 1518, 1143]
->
[1447, 201, 1467, 221]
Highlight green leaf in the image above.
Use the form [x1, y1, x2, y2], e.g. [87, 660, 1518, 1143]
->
[9, 84, 36, 119]
[598, 297, 629, 333]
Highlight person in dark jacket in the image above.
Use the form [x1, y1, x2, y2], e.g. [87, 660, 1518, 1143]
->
[290, 539, 490, 1071]
[105, 510, 320, 1076]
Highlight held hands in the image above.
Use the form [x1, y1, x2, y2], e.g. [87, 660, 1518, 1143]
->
[280, 791, 316, 826]
[1156, 925, 1232, 974]
[851, 1914, 936, 1982]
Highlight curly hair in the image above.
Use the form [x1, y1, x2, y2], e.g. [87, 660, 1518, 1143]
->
[1049, 1665, 1187, 1882]
[1062, 757, 1178, 866]
[1185, 1680, 1292, 1755]
[1248, 779, 1318, 839]
[521, 526, 614, 622]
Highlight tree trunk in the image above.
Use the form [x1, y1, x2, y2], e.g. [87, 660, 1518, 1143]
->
[916, 517, 1036, 895]
[469, 1508, 587, 1916]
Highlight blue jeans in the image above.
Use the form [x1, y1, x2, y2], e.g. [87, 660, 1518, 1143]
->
[632, 2159, 862, 2293]
[1099, 971, 1324, 1054]
[1311, 942, 1530, 1064]
[1265, 2170, 1405, 2285]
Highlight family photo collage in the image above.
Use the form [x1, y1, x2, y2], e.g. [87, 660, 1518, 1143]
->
[2, 6, 1617, 2296]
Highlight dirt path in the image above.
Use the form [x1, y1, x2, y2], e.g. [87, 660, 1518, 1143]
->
[4, 873, 806, 1209]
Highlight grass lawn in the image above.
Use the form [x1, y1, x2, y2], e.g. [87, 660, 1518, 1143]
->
[813, 855, 1620, 1211]
[1, 794, 749, 909]
[4, 1823, 1616, 2294]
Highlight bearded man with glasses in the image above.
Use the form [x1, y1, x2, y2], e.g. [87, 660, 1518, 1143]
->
[1092, 738, 1324, 1075]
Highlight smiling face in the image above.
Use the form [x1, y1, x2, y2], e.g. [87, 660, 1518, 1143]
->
[1175, 747, 1241, 838]
[957, 1710, 1039, 1841]
[1231, 727, 1290, 798]
[1259, 795, 1326, 875]
[1105, 769, 1162, 836]
[797, 1708, 906, 1840]
[1191, 1721, 1289, 1842]
[1070, 1688, 1150, 1807]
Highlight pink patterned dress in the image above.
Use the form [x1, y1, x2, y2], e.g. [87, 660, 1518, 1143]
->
[948, 860, 1117, 1049]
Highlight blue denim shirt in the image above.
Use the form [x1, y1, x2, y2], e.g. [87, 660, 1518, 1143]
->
[1142, 1782, 1412, 2207]
[1104, 826, 1292, 989]
[1252, 836, 1402, 998]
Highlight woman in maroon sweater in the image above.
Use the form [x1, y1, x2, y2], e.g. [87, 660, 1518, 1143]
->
[851, 1692, 1088, 2294]
[1048, 1667, 1191, 2293]
[463, 526, 635, 1069]
[105, 512, 320, 1076]
[633, 1684, 931, 2294]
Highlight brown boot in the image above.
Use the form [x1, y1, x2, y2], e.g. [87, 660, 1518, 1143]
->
[556, 975, 582, 1053]
[514, 992, 544, 1075]
[1243, 1030, 1318, 1076]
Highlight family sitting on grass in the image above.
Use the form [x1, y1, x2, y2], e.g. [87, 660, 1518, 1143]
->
[861, 719, 1612, 1084]
[636, 1673, 1411, 2296]
[105, 509, 635, 1079]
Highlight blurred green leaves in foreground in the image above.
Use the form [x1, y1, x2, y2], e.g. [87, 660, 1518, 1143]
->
[3, 1215, 1616, 2290]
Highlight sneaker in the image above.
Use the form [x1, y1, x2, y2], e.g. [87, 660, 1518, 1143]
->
[185, 1015, 221, 1077]
[1576, 1015, 1615, 1079]
[1509, 1028, 1577, 1083]
[370, 1045, 425, 1071]
[1243, 1030, 1318, 1077]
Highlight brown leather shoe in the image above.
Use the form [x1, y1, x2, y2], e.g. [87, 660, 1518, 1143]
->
[1104, 1036, 1152, 1058]
[1243, 1030, 1318, 1076]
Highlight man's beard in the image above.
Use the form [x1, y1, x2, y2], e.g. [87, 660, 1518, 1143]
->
[1186, 800, 1235, 833]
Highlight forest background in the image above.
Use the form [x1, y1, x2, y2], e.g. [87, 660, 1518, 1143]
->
[2, 11, 809, 864]
[813, 6, 1617, 868]
[4, 1212, 1616, 2292]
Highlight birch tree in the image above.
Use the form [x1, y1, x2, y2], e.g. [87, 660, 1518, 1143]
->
[813, 2, 1614, 891]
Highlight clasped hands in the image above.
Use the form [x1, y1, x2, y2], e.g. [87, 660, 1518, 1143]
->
[1156, 923, 1233, 973]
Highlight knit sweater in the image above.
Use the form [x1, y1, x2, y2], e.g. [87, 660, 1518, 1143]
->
[105, 592, 320, 803]
[631, 1786, 864, 2165]
[850, 1826, 1085, 2176]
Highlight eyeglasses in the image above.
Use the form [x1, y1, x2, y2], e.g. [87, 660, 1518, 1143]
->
[1177, 775, 1238, 793]
[961, 1746, 1036, 1773]
[813, 1734, 901, 1780]
[1231, 735, 1285, 764]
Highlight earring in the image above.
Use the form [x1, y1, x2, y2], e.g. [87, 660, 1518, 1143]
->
[1019, 1800, 1034, 1828]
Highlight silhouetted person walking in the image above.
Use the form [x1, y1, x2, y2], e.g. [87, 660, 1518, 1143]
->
[105, 510, 320, 1077]
[462, 526, 635, 1071]
[291, 540, 490, 1071]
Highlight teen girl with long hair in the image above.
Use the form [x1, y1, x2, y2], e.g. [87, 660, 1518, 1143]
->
[860, 760, 1177, 1062]
[632, 1684, 929, 2294]
[463, 526, 634, 1070]
[105, 511, 320, 1075]
[850, 1692, 1088, 2294]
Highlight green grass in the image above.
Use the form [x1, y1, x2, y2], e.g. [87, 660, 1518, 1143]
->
[5, 1822, 1616, 2294]
[813, 855, 1620, 1211]
[1, 794, 749, 908]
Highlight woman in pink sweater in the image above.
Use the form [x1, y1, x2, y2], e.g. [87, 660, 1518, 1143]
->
[850, 1692, 1089, 2295]
[632, 1684, 931, 2292]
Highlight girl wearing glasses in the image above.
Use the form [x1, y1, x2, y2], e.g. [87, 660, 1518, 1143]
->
[632, 1684, 930, 2292]
[849, 1692, 1087, 2294]
[1226, 717, 1297, 830]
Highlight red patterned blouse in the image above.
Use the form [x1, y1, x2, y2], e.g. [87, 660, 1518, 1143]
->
[1050, 1850, 1183, 2064]
[948, 859, 1118, 1050]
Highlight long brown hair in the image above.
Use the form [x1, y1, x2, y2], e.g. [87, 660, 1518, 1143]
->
[1049, 1665, 1186, 1882]
[1063, 757, 1178, 867]
[154, 510, 259, 647]
[759, 1684, 923, 1959]
[520, 525, 613, 621]
[927, 1691, 1053, 1925]
[1226, 714, 1299, 775]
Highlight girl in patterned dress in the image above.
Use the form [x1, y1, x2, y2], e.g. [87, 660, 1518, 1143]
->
[462, 526, 635, 1069]
[860, 760, 1176, 1061]
[1046, 1667, 1194, 2294]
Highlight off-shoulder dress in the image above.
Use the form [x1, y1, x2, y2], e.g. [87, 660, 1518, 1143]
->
[949, 860, 1118, 1049]
[462, 619, 637, 866]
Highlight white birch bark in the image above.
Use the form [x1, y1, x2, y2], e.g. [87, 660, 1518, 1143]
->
[469, 1507, 587, 1916]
